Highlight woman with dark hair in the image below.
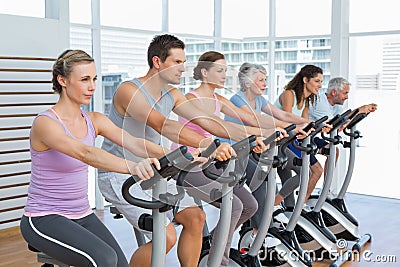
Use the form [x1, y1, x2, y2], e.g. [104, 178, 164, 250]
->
[275, 64, 323, 117]
[275, 64, 325, 205]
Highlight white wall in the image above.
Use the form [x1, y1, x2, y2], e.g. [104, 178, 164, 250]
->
[0, 14, 69, 57]
[347, 90, 400, 199]
[0, 13, 69, 230]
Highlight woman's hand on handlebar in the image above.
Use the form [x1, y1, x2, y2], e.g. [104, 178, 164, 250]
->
[190, 149, 209, 166]
[295, 123, 311, 139]
[321, 123, 333, 133]
[214, 142, 236, 162]
[253, 137, 267, 154]
[129, 158, 161, 180]
[262, 127, 288, 142]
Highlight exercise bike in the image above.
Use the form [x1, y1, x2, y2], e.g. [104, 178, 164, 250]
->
[237, 121, 328, 267]
[234, 125, 305, 267]
[285, 110, 356, 266]
[229, 130, 285, 267]
[122, 142, 218, 267]
[262, 121, 326, 267]
[197, 135, 259, 267]
[307, 112, 372, 266]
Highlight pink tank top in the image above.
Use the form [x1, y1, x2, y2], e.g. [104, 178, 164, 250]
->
[24, 109, 96, 218]
[171, 91, 221, 152]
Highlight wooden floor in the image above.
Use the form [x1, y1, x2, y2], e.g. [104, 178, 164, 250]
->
[1, 193, 399, 267]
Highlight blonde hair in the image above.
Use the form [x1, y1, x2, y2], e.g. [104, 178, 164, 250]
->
[52, 49, 94, 94]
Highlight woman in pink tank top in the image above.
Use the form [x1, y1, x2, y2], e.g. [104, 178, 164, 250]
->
[171, 51, 288, 152]
[174, 52, 290, 147]
[20, 49, 164, 267]
[173, 51, 289, 266]
[170, 90, 220, 152]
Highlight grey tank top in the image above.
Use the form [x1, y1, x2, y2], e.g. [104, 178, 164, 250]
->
[100, 78, 175, 167]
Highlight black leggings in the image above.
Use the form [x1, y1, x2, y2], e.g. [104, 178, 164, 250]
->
[184, 164, 257, 266]
[245, 148, 301, 228]
[20, 213, 129, 267]
[244, 156, 270, 229]
[277, 148, 302, 208]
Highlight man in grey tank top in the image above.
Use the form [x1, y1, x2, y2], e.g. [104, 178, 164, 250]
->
[98, 34, 278, 266]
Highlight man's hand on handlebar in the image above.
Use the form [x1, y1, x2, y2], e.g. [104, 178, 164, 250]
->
[253, 136, 267, 154]
[360, 103, 377, 114]
[214, 142, 237, 162]
[275, 127, 288, 140]
[129, 158, 161, 180]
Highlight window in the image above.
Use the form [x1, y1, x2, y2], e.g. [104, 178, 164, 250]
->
[221, 42, 242, 51]
[64, 0, 400, 201]
[312, 38, 330, 47]
[273, 38, 331, 88]
[281, 40, 297, 49]
[350, 0, 400, 33]
[298, 50, 312, 61]
[100, 0, 161, 31]
[221, 0, 269, 38]
[100, 29, 151, 76]
[256, 42, 268, 50]
[283, 51, 297, 61]
[243, 43, 255, 50]
[348, 34, 400, 199]
[243, 53, 255, 62]
[70, 26, 92, 56]
[169, 0, 213, 36]
[284, 64, 297, 75]
[255, 52, 267, 62]
[313, 50, 330, 60]
[182, 38, 215, 64]
[350, 35, 400, 92]
[276, 0, 331, 37]
[69, 0, 91, 24]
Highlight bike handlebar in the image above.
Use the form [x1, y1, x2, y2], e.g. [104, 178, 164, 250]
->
[122, 140, 221, 210]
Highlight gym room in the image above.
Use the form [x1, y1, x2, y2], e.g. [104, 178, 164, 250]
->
[1, 1, 399, 266]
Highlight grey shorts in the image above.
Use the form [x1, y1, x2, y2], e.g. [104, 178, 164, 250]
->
[98, 171, 197, 238]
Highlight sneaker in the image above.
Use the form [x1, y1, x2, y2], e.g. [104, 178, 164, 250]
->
[240, 232, 255, 249]
[303, 204, 312, 212]
[273, 205, 289, 224]
[264, 235, 281, 248]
